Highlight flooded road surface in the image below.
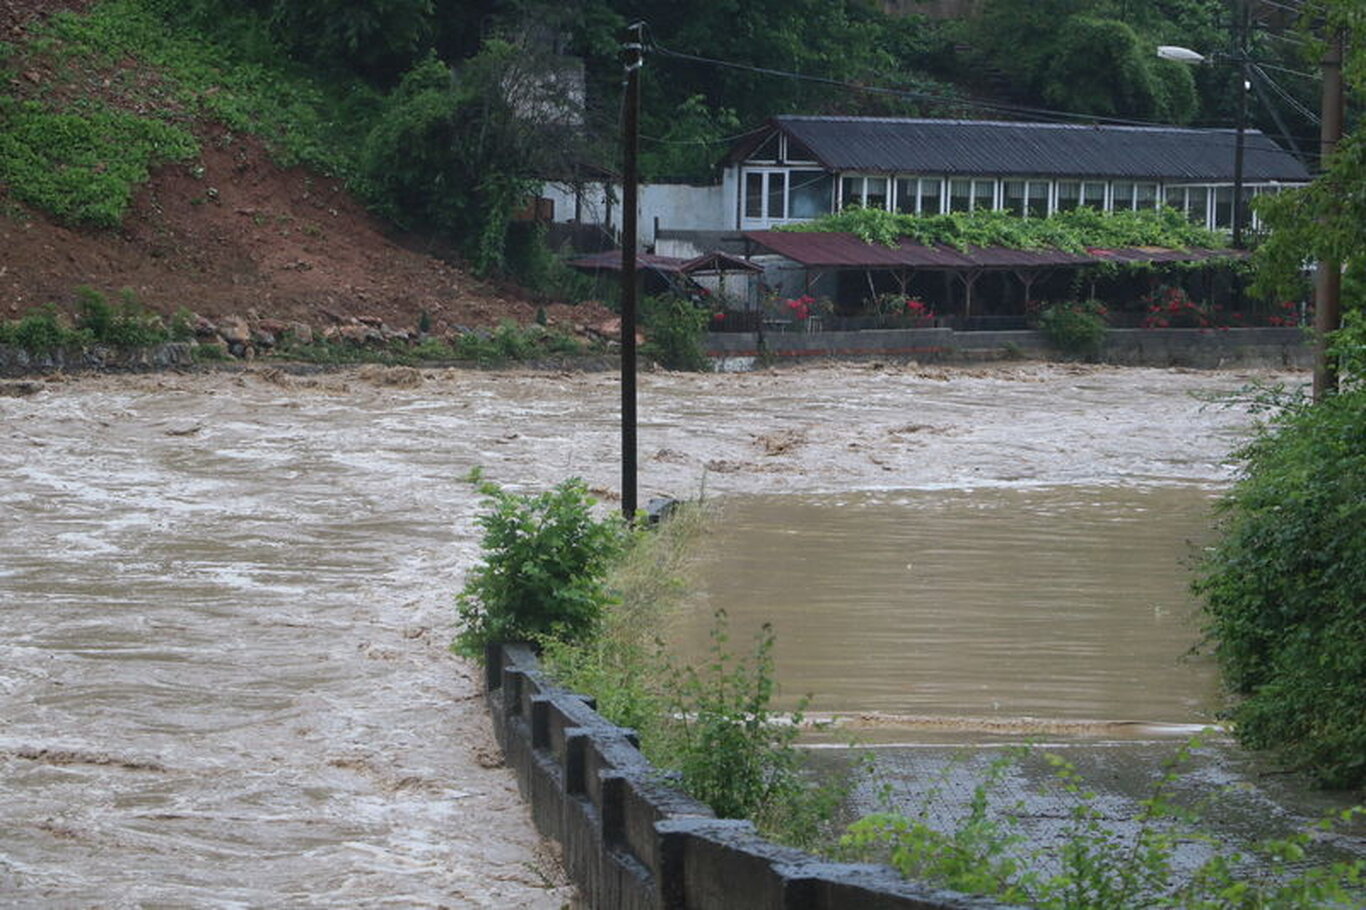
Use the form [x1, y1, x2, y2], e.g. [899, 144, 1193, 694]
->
[0, 363, 1294, 905]
[678, 485, 1221, 733]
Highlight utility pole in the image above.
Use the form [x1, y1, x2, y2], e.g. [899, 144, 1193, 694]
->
[1313, 30, 1345, 401]
[1231, 0, 1250, 250]
[620, 22, 643, 519]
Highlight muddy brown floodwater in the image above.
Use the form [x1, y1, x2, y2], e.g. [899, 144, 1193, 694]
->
[0, 362, 1296, 906]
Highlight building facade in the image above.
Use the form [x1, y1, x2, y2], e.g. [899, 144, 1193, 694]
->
[724, 115, 1310, 235]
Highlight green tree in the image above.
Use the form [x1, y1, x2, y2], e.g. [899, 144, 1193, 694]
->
[1195, 386, 1366, 788]
[1041, 17, 1196, 122]
[360, 41, 599, 273]
[268, 0, 435, 83]
[1198, 1, 1366, 790]
[968, 0, 1211, 123]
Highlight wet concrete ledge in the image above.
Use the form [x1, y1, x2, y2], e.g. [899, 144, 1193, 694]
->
[484, 642, 1007, 910]
[706, 327, 1312, 370]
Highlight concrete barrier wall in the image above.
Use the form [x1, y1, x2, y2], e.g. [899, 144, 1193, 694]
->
[484, 643, 1008, 910]
[705, 327, 1312, 371]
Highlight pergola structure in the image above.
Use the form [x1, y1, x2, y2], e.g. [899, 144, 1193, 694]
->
[741, 230, 1246, 319]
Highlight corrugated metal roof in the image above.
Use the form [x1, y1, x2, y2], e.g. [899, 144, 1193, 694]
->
[760, 116, 1308, 183]
[743, 231, 1245, 270]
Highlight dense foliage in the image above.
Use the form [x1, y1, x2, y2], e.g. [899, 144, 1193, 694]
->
[1195, 387, 1366, 788]
[783, 207, 1227, 253]
[452, 473, 629, 658]
[1035, 299, 1109, 360]
[640, 295, 710, 372]
[1190, 0, 1366, 789]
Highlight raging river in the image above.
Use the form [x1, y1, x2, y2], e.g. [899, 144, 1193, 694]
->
[0, 362, 1309, 906]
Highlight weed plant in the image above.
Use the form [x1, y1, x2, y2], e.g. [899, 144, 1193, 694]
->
[540, 500, 849, 849]
[842, 739, 1366, 908]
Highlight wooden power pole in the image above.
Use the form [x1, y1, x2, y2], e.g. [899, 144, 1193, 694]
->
[1313, 31, 1345, 401]
[620, 23, 643, 518]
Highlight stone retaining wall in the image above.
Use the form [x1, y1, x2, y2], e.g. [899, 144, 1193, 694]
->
[485, 642, 1007, 910]
[705, 327, 1312, 370]
[0, 342, 196, 376]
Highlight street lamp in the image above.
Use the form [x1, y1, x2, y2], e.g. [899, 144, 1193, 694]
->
[1157, 43, 1251, 249]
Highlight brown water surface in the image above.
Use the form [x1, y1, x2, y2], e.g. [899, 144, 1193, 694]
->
[0, 363, 1292, 904]
[677, 486, 1221, 736]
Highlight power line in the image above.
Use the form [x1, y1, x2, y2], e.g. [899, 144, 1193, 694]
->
[638, 27, 1313, 165]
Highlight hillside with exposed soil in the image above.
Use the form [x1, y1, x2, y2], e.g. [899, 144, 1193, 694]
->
[1, 0, 603, 348]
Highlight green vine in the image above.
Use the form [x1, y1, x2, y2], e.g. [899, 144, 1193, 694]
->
[782, 207, 1226, 253]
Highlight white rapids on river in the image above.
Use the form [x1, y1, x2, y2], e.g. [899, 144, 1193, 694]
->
[0, 362, 1296, 907]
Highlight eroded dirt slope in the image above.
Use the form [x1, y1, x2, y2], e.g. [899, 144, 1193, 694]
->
[2, 0, 586, 338]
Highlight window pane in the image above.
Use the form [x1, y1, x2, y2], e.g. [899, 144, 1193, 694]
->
[919, 178, 942, 214]
[752, 133, 779, 161]
[865, 177, 888, 211]
[1112, 181, 1134, 211]
[1004, 180, 1026, 216]
[841, 176, 862, 209]
[1057, 181, 1081, 212]
[745, 172, 764, 219]
[1185, 187, 1208, 223]
[1026, 181, 1049, 218]
[1083, 182, 1106, 210]
[973, 180, 996, 211]
[785, 137, 815, 162]
[1214, 186, 1233, 228]
[949, 178, 971, 212]
[767, 171, 786, 220]
[895, 178, 918, 214]
[1165, 186, 1184, 208]
[1136, 183, 1158, 210]
[789, 171, 832, 218]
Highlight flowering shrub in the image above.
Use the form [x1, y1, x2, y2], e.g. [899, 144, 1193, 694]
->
[783, 294, 817, 321]
[873, 294, 936, 325]
[1139, 286, 1212, 329]
[1266, 300, 1302, 327]
[903, 297, 935, 325]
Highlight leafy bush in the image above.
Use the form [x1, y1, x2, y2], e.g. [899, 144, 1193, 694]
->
[0, 305, 88, 351]
[1195, 386, 1366, 787]
[76, 287, 170, 347]
[452, 472, 629, 658]
[1035, 299, 1108, 361]
[641, 295, 711, 372]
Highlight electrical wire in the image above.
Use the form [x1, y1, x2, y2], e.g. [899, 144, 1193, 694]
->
[1252, 64, 1322, 125]
[634, 26, 1316, 167]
